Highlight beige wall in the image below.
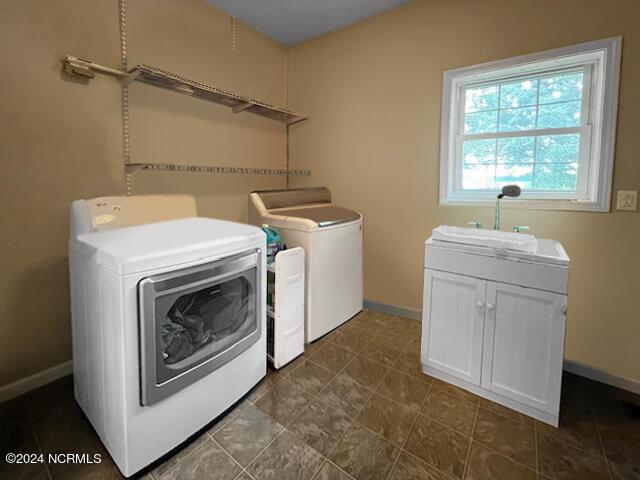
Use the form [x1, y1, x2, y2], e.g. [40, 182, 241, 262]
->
[288, 0, 640, 382]
[126, 0, 288, 220]
[0, 0, 288, 387]
[0, 0, 123, 388]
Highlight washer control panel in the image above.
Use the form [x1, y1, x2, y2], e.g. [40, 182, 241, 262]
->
[84, 195, 198, 231]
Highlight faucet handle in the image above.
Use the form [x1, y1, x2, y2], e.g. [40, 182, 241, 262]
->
[513, 225, 530, 233]
[467, 221, 482, 229]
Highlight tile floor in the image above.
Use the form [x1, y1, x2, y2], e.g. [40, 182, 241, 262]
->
[1, 310, 639, 480]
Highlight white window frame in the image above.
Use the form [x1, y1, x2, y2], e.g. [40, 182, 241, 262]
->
[439, 37, 622, 212]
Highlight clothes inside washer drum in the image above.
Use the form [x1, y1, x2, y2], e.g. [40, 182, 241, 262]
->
[271, 205, 360, 227]
[161, 277, 253, 365]
[161, 321, 194, 363]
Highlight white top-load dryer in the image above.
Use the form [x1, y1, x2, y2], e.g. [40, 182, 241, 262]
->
[69, 195, 266, 477]
[249, 188, 362, 342]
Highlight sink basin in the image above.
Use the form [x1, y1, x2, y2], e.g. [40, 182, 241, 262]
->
[432, 225, 538, 253]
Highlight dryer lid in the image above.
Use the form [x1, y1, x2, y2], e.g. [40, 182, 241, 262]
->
[71, 217, 264, 274]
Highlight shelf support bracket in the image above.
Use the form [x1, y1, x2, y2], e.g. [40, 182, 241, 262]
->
[232, 102, 253, 113]
[125, 163, 143, 173]
[287, 117, 307, 126]
[62, 55, 126, 80]
[124, 69, 142, 86]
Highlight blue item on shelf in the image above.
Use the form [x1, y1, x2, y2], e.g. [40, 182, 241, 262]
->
[262, 225, 283, 263]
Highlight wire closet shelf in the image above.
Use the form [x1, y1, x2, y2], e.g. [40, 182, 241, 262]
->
[62, 55, 311, 177]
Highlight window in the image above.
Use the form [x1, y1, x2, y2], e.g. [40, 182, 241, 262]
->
[440, 37, 621, 211]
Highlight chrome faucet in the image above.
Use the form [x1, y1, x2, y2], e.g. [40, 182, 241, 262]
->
[494, 185, 521, 230]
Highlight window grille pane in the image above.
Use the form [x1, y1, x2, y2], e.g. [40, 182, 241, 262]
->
[500, 79, 538, 108]
[498, 106, 537, 132]
[462, 164, 496, 189]
[464, 110, 498, 134]
[497, 137, 535, 164]
[463, 139, 496, 164]
[496, 163, 533, 188]
[536, 134, 580, 163]
[462, 134, 581, 192]
[458, 68, 588, 193]
[539, 73, 583, 104]
[465, 86, 499, 112]
[533, 162, 578, 190]
[537, 100, 581, 128]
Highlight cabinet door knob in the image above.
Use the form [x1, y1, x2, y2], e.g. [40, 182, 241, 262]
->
[486, 303, 495, 310]
[476, 301, 485, 308]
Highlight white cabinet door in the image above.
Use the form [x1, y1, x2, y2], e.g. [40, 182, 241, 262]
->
[422, 269, 486, 384]
[481, 282, 566, 414]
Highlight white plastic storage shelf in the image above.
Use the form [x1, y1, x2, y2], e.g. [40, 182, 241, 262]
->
[266, 247, 305, 369]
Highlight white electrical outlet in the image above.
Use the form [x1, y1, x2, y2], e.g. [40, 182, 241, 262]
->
[616, 190, 638, 211]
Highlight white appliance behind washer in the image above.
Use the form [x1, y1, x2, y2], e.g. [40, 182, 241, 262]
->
[249, 188, 363, 342]
[69, 195, 266, 477]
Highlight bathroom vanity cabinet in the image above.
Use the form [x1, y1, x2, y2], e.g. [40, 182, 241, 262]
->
[422, 237, 570, 426]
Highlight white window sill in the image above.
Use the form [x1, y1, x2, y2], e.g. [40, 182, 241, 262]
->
[439, 197, 609, 212]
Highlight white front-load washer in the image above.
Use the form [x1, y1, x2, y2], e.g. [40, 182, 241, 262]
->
[68, 196, 266, 477]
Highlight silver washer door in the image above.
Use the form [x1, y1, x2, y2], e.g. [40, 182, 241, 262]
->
[139, 249, 262, 406]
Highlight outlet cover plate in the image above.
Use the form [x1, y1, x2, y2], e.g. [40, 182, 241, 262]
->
[616, 190, 638, 211]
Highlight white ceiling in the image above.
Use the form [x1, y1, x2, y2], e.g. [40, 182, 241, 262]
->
[207, 0, 411, 46]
